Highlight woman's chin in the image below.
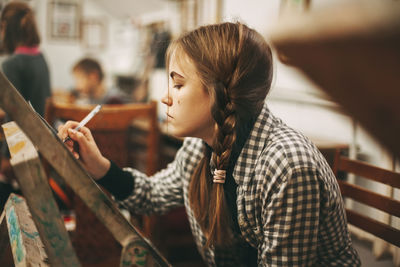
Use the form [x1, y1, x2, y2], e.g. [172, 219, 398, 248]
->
[165, 125, 179, 136]
[167, 127, 188, 139]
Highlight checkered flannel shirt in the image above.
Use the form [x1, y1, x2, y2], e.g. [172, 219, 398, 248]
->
[120, 103, 361, 266]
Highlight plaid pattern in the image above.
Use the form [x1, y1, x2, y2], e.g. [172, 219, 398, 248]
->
[120, 102, 361, 266]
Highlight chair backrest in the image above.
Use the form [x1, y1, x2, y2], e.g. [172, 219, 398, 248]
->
[333, 150, 400, 247]
[45, 98, 159, 175]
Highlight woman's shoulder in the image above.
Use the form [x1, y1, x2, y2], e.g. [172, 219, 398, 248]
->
[2, 54, 18, 67]
[1, 54, 23, 76]
[260, 120, 323, 172]
[175, 137, 204, 160]
[2, 53, 40, 68]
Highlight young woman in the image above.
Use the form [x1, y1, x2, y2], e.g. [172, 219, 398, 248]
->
[58, 22, 361, 266]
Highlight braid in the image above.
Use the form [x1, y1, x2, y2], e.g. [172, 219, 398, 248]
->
[212, 82, 237, 170]
[189, 81, 239, 248]
[199, 82, 237, 247]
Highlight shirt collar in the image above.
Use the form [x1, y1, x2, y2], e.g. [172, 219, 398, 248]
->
[232, 101, 276, 187]
[14, 46, 40, 55]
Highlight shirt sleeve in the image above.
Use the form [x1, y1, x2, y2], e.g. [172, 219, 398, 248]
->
[119, 138, 203, 216]
[97, 160, 134, 200]
[259, 166, 320, 266]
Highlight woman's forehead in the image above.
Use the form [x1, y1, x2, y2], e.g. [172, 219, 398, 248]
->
[169, 49, 197, 78]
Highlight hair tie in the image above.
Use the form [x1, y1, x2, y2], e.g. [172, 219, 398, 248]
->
[213, 169, 226, 184]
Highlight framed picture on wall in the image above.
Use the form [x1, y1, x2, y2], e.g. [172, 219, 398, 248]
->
[48, 0, 81, 41]
[81, 18, 107, 50]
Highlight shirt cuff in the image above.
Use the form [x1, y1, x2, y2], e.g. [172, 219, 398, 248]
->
[97, 160, 134, 200]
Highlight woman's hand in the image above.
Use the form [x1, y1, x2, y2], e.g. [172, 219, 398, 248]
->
[57, 121, 110, 180]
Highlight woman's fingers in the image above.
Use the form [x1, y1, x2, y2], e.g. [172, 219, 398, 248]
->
[75, 126, 95, 142]
[56, 121, 109, 179]
[57, 121, 79, 140]
[73, 151, 80, 159]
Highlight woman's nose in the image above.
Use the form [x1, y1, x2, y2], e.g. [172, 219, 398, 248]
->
[161, 95, 172, 106]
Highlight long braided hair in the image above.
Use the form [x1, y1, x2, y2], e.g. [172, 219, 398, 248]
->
[167, 22, 273, 247]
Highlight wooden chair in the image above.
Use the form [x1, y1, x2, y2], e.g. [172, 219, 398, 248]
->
[44, 99, 160, 266]
[332, 150, 400, 247]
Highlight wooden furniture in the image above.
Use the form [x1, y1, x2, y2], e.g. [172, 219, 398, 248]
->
[52, 90, 76, 104]
[332, 151, 400, 247]
[44, 99, 160, 266]
[1, 121, 79, 266]
[311, 138, 349, 170]
[269, 1, 400, 159]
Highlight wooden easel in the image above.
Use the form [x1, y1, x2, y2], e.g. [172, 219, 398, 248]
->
[0, 71, 171, 267]
[1, 121, 79, 267]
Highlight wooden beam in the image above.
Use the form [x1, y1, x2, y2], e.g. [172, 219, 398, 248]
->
[0, 69, 169, 266]
[269, 1, 400, 158]
[3, 122, 80, 266]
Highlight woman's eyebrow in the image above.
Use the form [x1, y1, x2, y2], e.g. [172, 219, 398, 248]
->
[170, 71, 184, 80]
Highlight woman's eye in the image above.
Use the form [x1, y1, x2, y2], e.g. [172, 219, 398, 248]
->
[173, 84, 182, 89]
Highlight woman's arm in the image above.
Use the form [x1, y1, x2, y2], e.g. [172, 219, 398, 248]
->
[119, 138, 202, 215]
[58, 122, 203, 215]
[97, 160, 134, 200]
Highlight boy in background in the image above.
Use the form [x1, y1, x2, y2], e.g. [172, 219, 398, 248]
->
[71, 58, 131, 105]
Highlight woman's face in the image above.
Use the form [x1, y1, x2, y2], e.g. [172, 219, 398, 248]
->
[162, 52, 215, 144]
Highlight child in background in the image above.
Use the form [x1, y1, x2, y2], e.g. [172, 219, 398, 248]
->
[71, 58, 105, 105]
[71, 57, 131, 105]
